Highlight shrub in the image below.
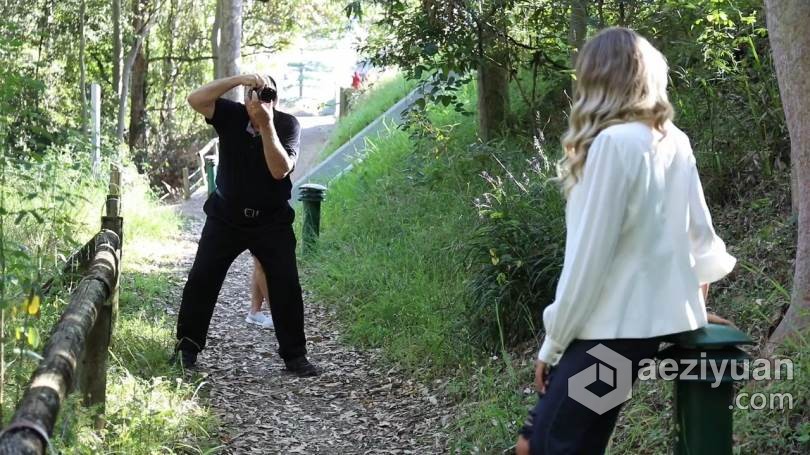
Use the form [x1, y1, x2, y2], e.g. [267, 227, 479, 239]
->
[465, 138, 566, 350]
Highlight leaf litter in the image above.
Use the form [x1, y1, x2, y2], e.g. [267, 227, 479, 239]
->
[168, 194, 452, 454]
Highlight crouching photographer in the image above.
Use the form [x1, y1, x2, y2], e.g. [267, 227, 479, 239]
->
[173, 73, 319, 377]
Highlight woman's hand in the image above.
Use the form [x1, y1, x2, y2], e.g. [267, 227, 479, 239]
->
[707, 313, 735, 327]
[534, 360, 550, 394]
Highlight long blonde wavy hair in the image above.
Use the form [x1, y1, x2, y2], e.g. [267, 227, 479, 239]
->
[558, 27, 674, 195]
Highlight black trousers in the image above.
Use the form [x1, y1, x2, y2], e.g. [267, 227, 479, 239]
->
[519, 338, 660, 454]
[175, 197, 306, 361]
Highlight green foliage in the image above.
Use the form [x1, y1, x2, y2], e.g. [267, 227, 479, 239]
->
[304, 105, 478, 368]
[466, 140, 565, 349]
[308, 0, 803, 449]
[358, 0, 572, 124]
[629, 0, 787, 200]
[0, 143, 107, 387]
[51, 271, 219, 454]
[320, 72, 418, 160]
[0, 118, 210, 450]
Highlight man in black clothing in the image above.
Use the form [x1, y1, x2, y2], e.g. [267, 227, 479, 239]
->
[174, 73, 318, 377]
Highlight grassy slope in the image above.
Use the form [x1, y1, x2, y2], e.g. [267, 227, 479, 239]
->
[303, 82, 540, 450]
[319, 72, 418, 160]
[303, 78, 809, 453]
[305, 85, 478, 369]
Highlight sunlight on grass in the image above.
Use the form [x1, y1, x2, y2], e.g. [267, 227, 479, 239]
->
[50, 266, 219, 453]
[319, 71, 418, 160]
[60, 372, 218, 454]
[5, 161, 218, 453]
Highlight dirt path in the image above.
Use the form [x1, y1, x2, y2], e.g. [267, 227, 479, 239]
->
[170, 116, 452, 454]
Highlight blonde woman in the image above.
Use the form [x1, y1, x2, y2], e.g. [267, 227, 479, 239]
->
[516, 27, 735, 454]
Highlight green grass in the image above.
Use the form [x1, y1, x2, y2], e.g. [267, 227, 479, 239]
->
[303, 75, 810, 453]
[1, 162, 219, 453]
[305, 123, 475, 368]
[303, 80, 544, 450]
[52, 269, 220, 454]
[319, 72, 418, 160]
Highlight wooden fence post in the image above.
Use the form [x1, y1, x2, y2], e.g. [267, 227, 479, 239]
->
[78, 167, 123, 428]
[181, 167, 190, 200]
[339, 88, 351, 118]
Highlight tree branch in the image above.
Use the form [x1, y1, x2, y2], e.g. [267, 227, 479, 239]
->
[148, 55, 215, 63]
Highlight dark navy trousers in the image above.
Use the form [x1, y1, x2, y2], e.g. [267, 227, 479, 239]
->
[520, 338, 660, 454]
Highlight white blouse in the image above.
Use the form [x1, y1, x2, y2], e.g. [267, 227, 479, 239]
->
[537, 121, 736, 366]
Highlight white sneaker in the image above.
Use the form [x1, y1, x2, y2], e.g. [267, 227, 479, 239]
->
[262, 316, 275, 330]
[245, 311, 270, 326]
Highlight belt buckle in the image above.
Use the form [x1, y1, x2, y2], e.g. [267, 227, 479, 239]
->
[243, 208, 260, 218]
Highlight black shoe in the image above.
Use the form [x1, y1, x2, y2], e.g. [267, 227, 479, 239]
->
[284, 356, 320, 377]
[171, 349, 198, 369]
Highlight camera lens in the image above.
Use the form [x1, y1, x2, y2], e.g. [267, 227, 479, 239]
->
[259, 87, 276, 103]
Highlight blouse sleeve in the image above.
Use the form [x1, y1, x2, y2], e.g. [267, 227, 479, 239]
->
[537, 133, 640, 366]
[687, 156, 736, 284]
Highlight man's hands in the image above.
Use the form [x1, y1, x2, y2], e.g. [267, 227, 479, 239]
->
[240, 73, 273, 90]
[243, 73, 275, 129]
[246, 91, 274, 129]
[187, 73, 271, 119]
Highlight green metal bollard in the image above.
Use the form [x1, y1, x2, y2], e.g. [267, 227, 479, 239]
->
[658, 323, 755, 455]
[298, 183, 327, 252]
[205, 157, 217, 196]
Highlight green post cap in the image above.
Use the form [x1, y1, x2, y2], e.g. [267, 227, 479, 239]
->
[660, 323, 754, 349]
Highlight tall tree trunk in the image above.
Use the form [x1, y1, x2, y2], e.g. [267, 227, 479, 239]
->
[159, 0, 180, 177]
[568, 0, 588, 98]
[477, 61, 509, 142]
[766, 0, 810, 349]
[116, 3, 160, 143]
[569, 0, 588, 68]
[79, 0, 87, 126]
[112, 0, 122, 97]
[129, 0, 149, 167]
[476, 7, 509, 142]
[212, 0, 222, 80]
[218, 0, 242, 101]
[160, 0, 179, 128]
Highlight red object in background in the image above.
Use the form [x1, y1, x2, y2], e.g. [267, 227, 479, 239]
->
[351, 71, 362, 89]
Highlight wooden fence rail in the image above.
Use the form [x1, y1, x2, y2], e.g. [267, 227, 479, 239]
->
[182, 137, 218, 199]
[0, 169, 124, 455]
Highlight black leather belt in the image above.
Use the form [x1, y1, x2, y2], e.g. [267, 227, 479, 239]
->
[215, 189, 266, 218]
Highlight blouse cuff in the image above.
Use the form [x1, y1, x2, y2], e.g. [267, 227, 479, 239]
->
[537, 336, 565, 366]
[692, 241, 736, 284]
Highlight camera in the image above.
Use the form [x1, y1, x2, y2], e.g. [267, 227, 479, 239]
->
[252, 86, 277, 103]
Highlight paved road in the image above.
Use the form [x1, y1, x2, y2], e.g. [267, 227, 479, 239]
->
[291, 88, 421, 200]
[291, 115, 337, 184]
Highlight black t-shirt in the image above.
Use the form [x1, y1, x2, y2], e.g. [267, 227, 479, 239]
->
[205, 97, 301, 209]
